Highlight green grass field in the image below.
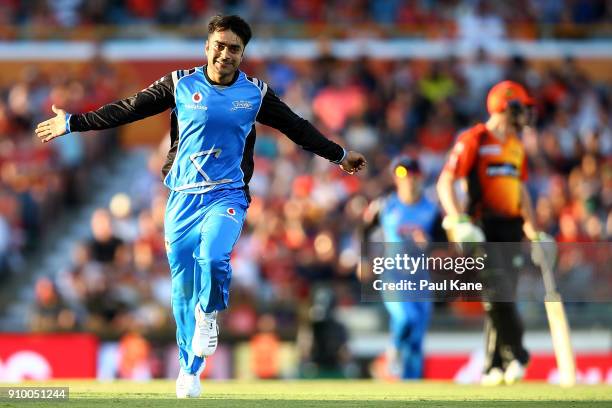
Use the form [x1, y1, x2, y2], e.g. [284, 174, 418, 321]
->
[1, 380, 611, 407]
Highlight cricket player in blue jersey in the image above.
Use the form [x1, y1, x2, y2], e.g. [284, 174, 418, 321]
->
[362, 157, 439, 379]
[35, 15, 366, 398]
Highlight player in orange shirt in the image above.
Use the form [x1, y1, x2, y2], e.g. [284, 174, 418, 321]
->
[437, 81, 555, 385]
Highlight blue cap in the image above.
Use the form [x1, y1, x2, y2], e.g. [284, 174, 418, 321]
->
[390, 156, 420, 175]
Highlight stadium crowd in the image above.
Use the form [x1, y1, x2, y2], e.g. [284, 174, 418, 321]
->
[17, 46, 610, 346]
[0, 0, 610, 37]
[0, 57, 122, 284]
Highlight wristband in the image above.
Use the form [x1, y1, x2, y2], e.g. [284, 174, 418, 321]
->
[333, 148, 347, 164]
[65, 113, 72, 134]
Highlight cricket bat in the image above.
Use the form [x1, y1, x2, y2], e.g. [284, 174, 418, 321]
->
[537, 241, 577, 387]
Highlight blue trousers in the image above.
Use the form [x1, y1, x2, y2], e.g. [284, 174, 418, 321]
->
[164, 188, 248, 374]
[384, 300, 432, 379]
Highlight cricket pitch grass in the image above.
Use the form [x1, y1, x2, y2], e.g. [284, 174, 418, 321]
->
[0, 380, 611, 407]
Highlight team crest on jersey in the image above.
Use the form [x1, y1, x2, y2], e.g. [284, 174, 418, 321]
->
[192, 92, 202, 103]
[227, 208, 236, 216]
[231, 100, 253, 111]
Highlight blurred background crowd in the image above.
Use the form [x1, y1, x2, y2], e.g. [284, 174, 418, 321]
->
[0, 58, 122, 283]
[0, 0, 611, 39]
[0, 0, 610, 380]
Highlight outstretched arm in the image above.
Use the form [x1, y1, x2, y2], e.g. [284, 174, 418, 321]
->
[35, 74, 175, 143]
[256, 85, 366, 174]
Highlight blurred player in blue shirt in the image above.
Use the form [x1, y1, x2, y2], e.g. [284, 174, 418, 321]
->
[363, 157, 439, 379]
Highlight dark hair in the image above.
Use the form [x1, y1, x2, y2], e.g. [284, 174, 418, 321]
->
[207, 15, 252, 47]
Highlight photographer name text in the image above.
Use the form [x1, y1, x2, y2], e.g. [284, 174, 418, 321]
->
[373, 279, 482, 291]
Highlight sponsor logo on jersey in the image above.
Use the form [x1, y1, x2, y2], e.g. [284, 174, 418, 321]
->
[231, 100, 253, 111]
[185, 104, 208, 110]
[184, 92, 207, 110]
[219, 208, 239, 224]
[486, 163, 519, 177]
[478, 145, 502, 156]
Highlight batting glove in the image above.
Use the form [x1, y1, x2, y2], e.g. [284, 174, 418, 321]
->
[442, 214, 485, 243]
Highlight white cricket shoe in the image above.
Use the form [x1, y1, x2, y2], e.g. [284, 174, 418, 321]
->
[504, 360, 527, 385]
[176, 369, 201, 398]
[481, 367, 505, 386]
[192, 304, 219, 357]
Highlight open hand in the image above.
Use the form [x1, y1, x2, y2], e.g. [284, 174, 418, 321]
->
[339, 151, 367, 175]
[35, 105, 68, 143]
